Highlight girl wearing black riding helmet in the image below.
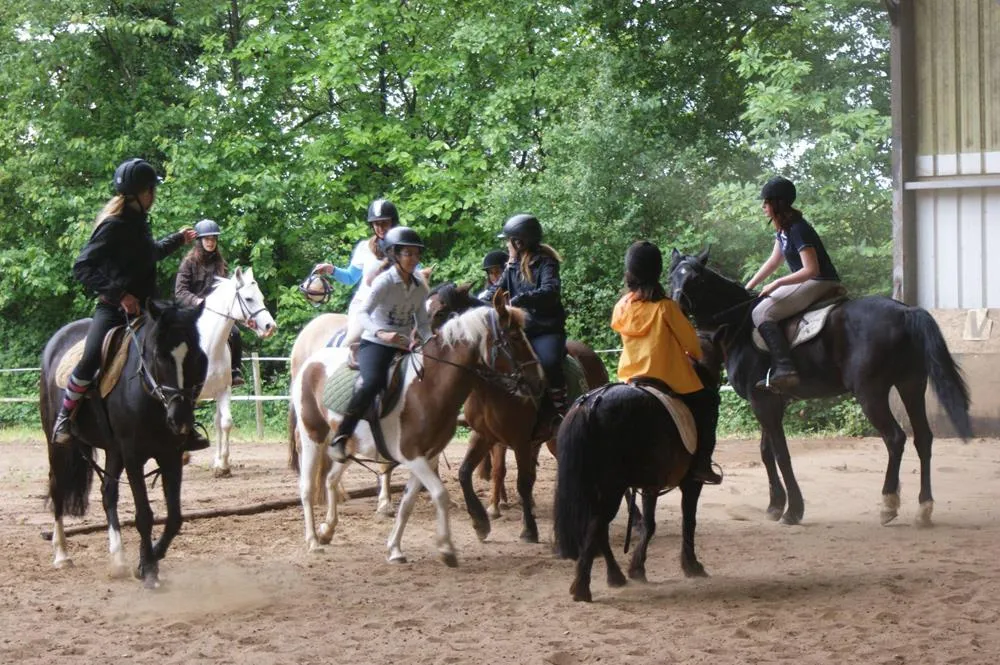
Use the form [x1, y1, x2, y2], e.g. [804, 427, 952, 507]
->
[485, 213, 568, 421]
[745, 176, 843, 392]
[329, 226, 434, 462]
[313, 199, 399, 345]
[174, 219, 246, 386]
[476, 249, 509, 300]
[52, 158, 200, 446]
[612, 241, 722, 484]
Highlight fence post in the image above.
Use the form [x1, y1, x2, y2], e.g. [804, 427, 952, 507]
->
[251, 352, 264, 439]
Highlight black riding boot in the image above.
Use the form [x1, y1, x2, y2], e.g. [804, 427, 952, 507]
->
[183, 430, 211, 452]
[330, 405, 365, 463]
[755, 321, 800, 392]
[52, 376, 89, 445]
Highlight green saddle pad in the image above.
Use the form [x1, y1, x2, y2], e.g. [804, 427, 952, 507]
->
[322, 364, 360, 415]
[564, 355, 586, 401]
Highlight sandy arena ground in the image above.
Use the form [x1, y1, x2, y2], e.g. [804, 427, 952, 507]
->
[1, 433, 999, 665]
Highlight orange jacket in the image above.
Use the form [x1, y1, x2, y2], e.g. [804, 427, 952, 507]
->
[611, 293, 704, 394]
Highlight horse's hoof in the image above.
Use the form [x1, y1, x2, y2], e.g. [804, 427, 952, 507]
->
[387, 554, 407, 564]
[519, 529, 539, 544]
[181, 452, 191, 466]
[880, 510, 898, 525]
[682, 560, 709, 578]
[473, 521, 491, 542]
[915, 501, 934, 528]
[571, 586, 593, 603]
[628, 570, 648, 583]
[142, 575, 161, 590]
[766, 506, 784, 521]
[316, 524, 335, 545]
[53, 558, 74, 570]
[607, 569, 627, 588]
[780, 512, 802, 526]
[307, 540, 325, 554]
[441, 552, 459, 568]
[212, 466, 232, 479]
[486, 505, 501, 519]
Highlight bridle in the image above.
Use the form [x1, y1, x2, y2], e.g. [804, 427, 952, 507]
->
[670, 259, 760, 361]
[203, 280, 268, 328]
[415, 309, 544, 404]
[124, 312, 202, 415]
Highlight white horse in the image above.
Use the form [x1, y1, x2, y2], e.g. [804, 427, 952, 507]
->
[291, 299, 543, 564]
[196, 267, 277, 476]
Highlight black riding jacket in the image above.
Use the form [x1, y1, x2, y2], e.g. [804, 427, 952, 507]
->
[486, 251, 566, 337]
[73, 205, 186, 305]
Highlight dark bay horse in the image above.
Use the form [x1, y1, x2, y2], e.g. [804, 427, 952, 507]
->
[426, 283, 609, 543]
[669, 249, 972, 526]
[291, 293, 544, 565]
[40, 300, 208, 588]
[554, 349, 723, 602]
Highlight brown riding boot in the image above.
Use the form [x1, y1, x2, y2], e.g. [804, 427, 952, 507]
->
[755, 321, 800, 392]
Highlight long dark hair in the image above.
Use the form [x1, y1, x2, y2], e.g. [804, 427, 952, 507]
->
[624, 272, 666, 302]
[182, 239, 228, 276]
[768, 199, 804, 232]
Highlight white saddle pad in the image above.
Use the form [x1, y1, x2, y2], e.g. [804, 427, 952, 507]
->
[752, 303, 840, 352]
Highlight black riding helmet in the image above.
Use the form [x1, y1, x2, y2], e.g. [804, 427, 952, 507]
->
[497, 213, 542, 249]
[194, 219, 222, 238]
[482, 250, 509, 271]
[760, 176, 796, 204]
[384, 226, 424, 260]
[114, 158, 161, 196]
[625, 241, 663, 284]
[367, 199, 400, 227]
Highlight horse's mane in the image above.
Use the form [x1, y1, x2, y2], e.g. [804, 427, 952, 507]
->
[437, 305, 526, 359]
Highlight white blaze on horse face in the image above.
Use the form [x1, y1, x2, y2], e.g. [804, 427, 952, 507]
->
[171, 342, 189, 389]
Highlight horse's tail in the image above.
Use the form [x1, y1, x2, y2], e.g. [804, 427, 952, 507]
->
[906, 308, 973, 439]
[288, 401, 300, 473]
[554, 392, 604, 560]
[40, 376, 93, 517]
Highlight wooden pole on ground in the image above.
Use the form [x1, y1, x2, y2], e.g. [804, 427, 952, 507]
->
[40, 483, 405, 541]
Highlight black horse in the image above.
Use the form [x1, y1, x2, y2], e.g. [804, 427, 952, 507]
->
[553, 343, 722, 602]
[668, 249, 972, 527]
[40, 300, 207, 588]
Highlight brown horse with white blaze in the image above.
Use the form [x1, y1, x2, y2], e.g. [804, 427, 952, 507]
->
[291, 294, 544, 564]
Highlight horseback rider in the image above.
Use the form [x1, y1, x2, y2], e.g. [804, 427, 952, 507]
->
[52, 158, 207, 450]
[477, 249, 509, 300]
[312, 198, 400, 346]
[612, 241, 723, 485]
[486, 213, 569, 422]
[745, 176, 843, 392]
[174, 219, 246, 386]
[329, 226, 434, 462]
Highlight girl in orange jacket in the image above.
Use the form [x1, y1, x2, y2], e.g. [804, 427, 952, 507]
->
[611, 240, 722, 485]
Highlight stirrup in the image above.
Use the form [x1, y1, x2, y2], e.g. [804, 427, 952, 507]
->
[181, 431, 211, 452]
[756, 368, 800, 393]
[330, 434, 349, 463]
[689, 461, 723, 485]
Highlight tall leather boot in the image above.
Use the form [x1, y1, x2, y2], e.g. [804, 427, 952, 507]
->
[229, 328, 245, 386]
[756, 321, 800, 392]
[52, 376, 89, 445]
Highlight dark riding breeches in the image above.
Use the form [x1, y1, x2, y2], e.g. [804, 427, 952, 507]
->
[228, 326, 243, 372]
[335, 340, 399, 437]
[72, 302, 127, 381]
[529, 332, 567, 391]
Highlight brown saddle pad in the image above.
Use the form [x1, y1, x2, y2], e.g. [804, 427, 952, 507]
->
[627, 379, 698, 455]
[55, 322, 138, 398]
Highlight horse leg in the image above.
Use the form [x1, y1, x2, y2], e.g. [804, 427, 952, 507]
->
[753, 396, 802, 524]
[151, 455, 184, 563]
[760, 431, 786, 520]
[375, 462, 395, 517]
[297, 428, 325, 552]
[319, 458, 349, 545]
[898, 378, 934, 527]
[488, 443, 509, 517]
[513, 442, 540, 543]
[627, 489, 658, 582]
[570, 516, 603, 602]
[212, 391, 234, 478]
[679, 479, 709, 577]
[389, 457, 457, 566]
[458, 431, 494, 541]
[121, 455, 159, 589]
[857, 385, 909, 525]
[100, 449, 129, 578]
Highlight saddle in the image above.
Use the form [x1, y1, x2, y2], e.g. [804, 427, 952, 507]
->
[751, 288, 849, 352]
[55, 319, 143, 398]
[321, 350, 410, 461]
[627, 378, 698, 455]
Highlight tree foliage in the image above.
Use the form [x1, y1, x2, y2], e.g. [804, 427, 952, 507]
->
[0, 1, 890, 429]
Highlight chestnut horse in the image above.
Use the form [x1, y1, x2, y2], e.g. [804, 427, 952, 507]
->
[426, 283, 610, 543]
[291, 295, 544, 564]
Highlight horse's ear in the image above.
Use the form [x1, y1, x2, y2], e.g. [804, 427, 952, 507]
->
[456, 282, 472, 296]
[493, 289, 509, 321]
[243, 266, 253, 281]
[232, 266, 244, 284]
[670, 248, 681, 269]
[697, 245, 711, 265]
